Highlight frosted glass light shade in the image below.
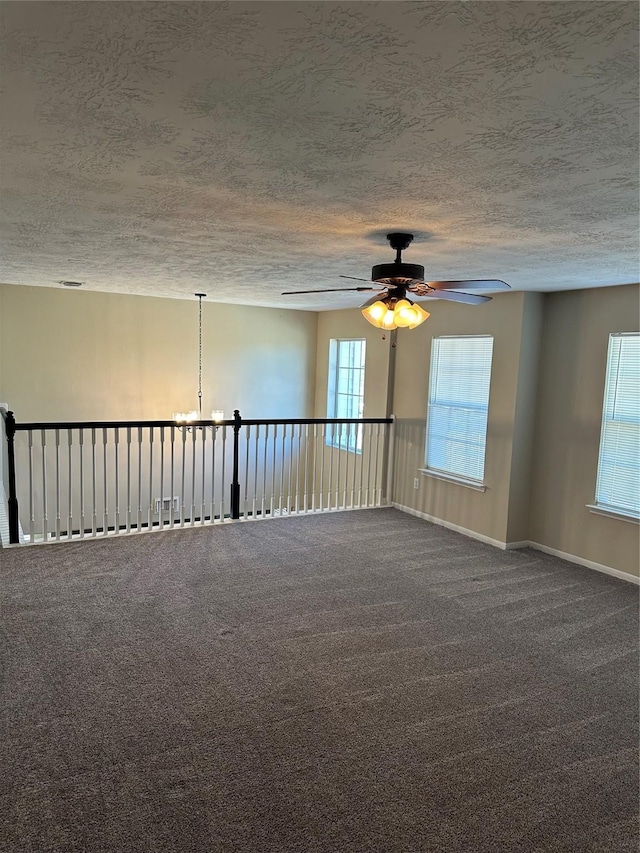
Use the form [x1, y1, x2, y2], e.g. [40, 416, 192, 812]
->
[361, 300, 388, 328]
[381, 309, 398, 330]
[361, 297, 429, 331]
[393, 299, 415, 328]
[407, 303, 430, 329]
[173, 410, 198, 423]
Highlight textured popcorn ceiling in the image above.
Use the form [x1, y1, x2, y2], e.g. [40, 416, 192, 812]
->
[0, 1, 637, 311]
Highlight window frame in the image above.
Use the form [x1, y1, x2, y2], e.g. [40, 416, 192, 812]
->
[326, 338, 366, 453]
[592, 332, 640, 521]
[422, 334, 494, 487]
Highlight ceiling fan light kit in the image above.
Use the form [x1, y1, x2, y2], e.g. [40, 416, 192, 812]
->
[282, 232, 510, 331]
[361, 297, 430, 331]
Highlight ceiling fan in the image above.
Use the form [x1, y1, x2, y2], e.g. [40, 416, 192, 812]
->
[282, 232, 511, 330]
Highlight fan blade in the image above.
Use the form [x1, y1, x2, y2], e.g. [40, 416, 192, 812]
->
[342, 276, 401, 289]
[281, 287, 377, 295]
[425, 279, 510, 290]
[418, 290, 491, 304]
[360, 292, 390, 308]
[339, 275, 375, 284]
[340, 275, 395, 288]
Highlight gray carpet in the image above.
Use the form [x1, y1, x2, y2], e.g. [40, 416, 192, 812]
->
[1, 508, 638, 852]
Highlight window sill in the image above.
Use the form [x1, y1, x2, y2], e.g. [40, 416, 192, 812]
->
[586, 504, 640, 524]
[419, 469, 486, 492]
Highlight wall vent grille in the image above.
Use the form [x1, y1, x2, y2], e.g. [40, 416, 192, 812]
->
[155, 496, 180, 514]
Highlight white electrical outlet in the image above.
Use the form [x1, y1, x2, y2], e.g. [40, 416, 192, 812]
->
[413, 477, 420, 490]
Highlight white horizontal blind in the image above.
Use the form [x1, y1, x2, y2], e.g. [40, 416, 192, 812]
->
[327, 339, 366, 452]
[595, 333, 640, 517]
[425, 335, 494, 482]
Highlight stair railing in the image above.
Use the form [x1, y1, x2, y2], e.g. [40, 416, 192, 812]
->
[4, 410, 394, 545]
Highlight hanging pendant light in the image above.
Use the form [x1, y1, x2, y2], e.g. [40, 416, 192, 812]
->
[173, 294, 224, 424]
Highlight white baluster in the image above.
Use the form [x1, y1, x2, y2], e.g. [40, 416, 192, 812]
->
[102, 427, 108, 536]
[158, 426, 165, 531]
[78, 428, 85, 537]
[365, 424, 373, 507]
[220, 425, 227, 520]
[90, 427, 97, 536]
[268, 425, 275, 516]
[190, 428, 196, 526]
[342, 424, 348, 509]
[373, 422, 381, 506]
[243, 425, 250, 519]
[170, 426, 176, 528]
[252, 424, 259, 520]
[147, 426, 153, 532]
[114, 427, 120, 535]
[55, 428, 61, 540]
[295, 424, 302, 514]
[137, 427, 143, 532]
[28, 430, 34, 542]
[358, 423, 365, 508]
[262, 424, 269, 519]
[210, 425, 217, 523]
[310, 424, 316, 513]
[180, 427, 187, 527]
[41, 429, 49, 541]
[287, 424, 293, 515]
[327, 424, 334, 511]
[351, 423, 358, 508]
[125, 427, 131, 534]
[67, 428, 73, 539]
[200, 426, 207, 525]
[278, 424, 286, 516]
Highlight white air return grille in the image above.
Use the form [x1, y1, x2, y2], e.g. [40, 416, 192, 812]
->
[155, 496, 180, 514]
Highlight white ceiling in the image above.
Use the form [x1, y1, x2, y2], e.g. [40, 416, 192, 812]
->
[0, 1, 637, 311]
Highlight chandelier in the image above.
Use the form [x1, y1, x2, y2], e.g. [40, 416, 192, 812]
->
[173, 294, 224, 424]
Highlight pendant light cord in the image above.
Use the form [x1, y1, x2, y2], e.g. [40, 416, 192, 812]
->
[195, 293, 206, 418]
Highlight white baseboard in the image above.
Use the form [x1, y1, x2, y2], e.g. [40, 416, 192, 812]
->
[526, 541, 640, 586]
[392, 502, 511, 551]
[392, 503, 640, 585]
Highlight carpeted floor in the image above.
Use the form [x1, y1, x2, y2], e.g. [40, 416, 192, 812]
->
[1, 508, 638, 852]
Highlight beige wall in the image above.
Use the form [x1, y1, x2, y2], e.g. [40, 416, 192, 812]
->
[0, 284, 4, 406]
[0, 284, 318, 422]
[391, 291, 537, 545]
[505, 293, 544, 543]
[529, 284, 640, 577]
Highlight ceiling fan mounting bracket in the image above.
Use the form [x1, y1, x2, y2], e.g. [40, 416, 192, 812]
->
[374, 233, 424, 280]
[386, 233, 414, 252]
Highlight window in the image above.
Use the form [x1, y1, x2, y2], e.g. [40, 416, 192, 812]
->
[327, 338, 366, 452]
[424, 335, 494, 484]
[594, 333, 640, 518]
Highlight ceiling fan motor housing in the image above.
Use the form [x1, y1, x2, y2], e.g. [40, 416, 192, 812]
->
[371, 262, 425, 282]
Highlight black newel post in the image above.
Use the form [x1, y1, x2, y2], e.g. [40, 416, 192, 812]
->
[6, 411, 20, 544]
[230, 409, 241, 520]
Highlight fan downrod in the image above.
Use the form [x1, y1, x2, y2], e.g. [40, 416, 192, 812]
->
[387, 233, 415, 265]
[371, 232, 424, 282]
